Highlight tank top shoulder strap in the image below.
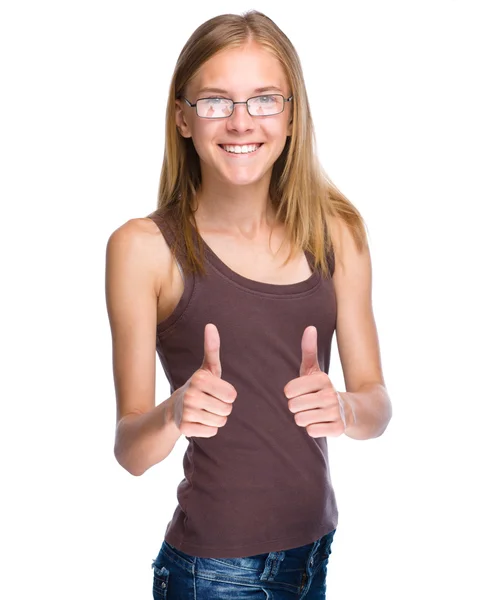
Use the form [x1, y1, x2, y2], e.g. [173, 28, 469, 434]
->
[323, 217, 336, 278]
[306, 218, 335, 278]
[146, 209, 178, 248]
[146, 209, 191, 282]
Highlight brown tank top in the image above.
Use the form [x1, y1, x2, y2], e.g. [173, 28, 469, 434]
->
[148, 210, 338, 558]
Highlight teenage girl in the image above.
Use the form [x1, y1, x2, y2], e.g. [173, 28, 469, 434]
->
[105, 10, 392, 599]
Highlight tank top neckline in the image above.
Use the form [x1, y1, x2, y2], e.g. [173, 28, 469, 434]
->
[188, 219, 321, 295]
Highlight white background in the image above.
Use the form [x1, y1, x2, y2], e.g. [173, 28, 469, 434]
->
[1, 1, 482, 598]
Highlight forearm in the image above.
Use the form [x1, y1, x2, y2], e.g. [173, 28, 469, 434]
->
[114, 393, 182, 476]
[341, 383, 392, 440]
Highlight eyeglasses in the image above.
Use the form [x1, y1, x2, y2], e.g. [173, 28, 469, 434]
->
[179, 94, 293, 119]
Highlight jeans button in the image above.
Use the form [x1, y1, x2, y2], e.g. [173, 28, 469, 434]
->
[309, 557, 314, 566]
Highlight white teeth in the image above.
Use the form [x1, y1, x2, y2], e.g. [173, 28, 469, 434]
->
[221, 144, 261, 154]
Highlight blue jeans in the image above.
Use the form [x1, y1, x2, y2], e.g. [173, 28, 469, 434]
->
[151, 529, 336, 599]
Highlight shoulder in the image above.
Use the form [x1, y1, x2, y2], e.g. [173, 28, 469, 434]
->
[106, 216, 167, 257]
[325, 214, 370, 278]
[106, 217, 172, 296]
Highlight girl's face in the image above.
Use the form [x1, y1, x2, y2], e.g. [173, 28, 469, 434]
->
[175, 42, 293, 188]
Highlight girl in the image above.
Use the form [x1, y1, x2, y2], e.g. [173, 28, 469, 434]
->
[105, 10, 392, 599]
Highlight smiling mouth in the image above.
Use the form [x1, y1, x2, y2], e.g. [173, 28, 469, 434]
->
[218, 143, 264, 155]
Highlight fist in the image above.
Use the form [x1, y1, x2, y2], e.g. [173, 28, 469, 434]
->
[172, 324, 237, 438]
[284, 325, 353, 438]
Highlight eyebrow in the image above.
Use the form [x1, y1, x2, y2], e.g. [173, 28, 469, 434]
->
[196, 86, 285, 96]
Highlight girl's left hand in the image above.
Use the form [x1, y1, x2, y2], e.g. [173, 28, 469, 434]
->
[284, 326, 354, 438]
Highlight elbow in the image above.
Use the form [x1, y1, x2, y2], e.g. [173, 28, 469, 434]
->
[374, 401, 394, 439]
[113, 445, 145, 477]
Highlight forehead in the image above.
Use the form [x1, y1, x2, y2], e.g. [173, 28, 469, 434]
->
[189, 44, 288, 96]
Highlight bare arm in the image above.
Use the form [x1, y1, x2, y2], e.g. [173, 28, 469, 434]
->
[330, 216, 392, 440]
[114, 395, 182, 476]
[105, 218, 182, 476]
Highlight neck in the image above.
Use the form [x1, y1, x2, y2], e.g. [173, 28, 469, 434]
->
[191, 184, 278, 236]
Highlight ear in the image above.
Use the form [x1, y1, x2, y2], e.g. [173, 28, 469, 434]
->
[175, 98, 192, 138]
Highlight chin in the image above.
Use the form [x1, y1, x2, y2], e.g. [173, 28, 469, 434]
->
[222, 173, 266, 187]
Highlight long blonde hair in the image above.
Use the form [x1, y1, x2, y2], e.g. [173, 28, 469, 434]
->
[147, 10, 368, 278]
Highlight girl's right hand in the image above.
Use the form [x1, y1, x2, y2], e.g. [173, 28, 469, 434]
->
[172, 323, 237, 438]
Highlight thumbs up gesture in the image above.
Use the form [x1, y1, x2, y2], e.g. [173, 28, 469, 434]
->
[172, 323, 238, 438]
[283, 326, 354, 438]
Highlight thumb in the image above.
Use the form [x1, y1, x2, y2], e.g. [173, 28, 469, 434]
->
[201, 323, 222, 378]
[300, 326, 321, 377]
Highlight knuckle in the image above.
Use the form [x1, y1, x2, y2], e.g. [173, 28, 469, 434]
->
[183, 406, 193, 421]
[194, 370, 207, 385]
[184, 388, 196, 404]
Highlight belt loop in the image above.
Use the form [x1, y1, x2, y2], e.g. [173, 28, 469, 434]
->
[260, 550, 285, 581]
[307, 537, 321, 570]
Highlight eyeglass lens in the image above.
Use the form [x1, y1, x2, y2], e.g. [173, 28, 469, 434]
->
[196, 95, 284, 118]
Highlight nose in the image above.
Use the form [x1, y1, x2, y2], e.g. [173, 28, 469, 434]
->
[226, 102, 254, 132]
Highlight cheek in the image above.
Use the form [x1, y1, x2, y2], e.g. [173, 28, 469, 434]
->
[268, 125, 291, 155]
[266, 120, 291, 143]
[190, 123, 220, 158]
[190, 137, 206, 159]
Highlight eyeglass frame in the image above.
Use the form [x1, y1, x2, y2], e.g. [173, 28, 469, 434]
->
[178, 93, 294, 119]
